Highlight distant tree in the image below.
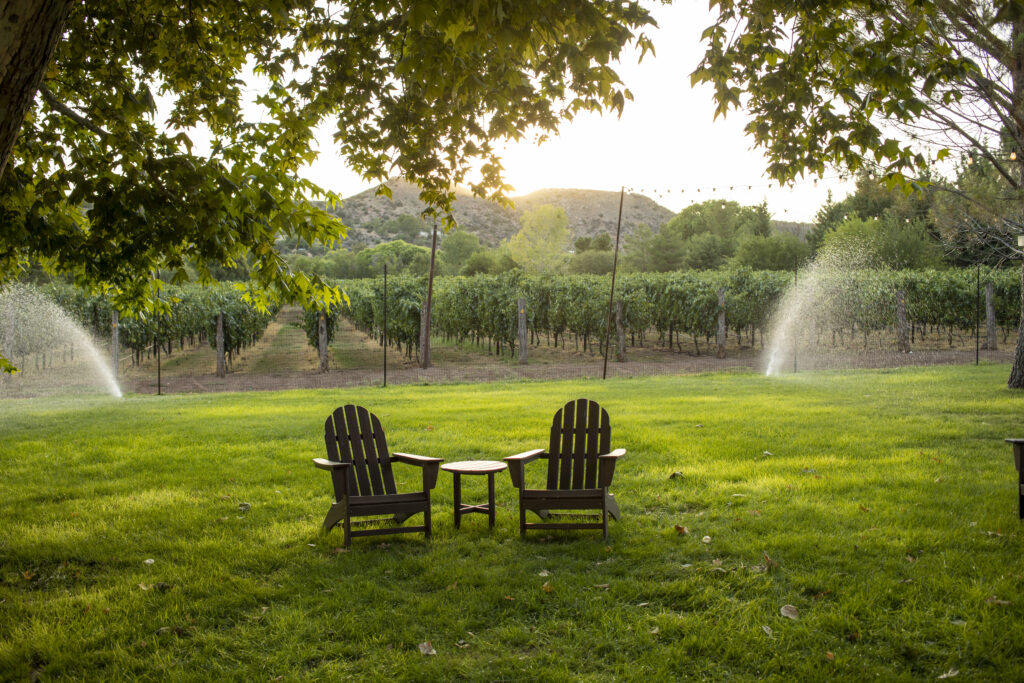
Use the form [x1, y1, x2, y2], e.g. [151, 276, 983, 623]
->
[591, 232, 614, 251]
[441, 230, 483, 273]
[568, 250, 614, 274]
[462, 251, 499, 276]
[508, 205, 570, 274]
[733, 234, 811, 271]
[382, 215, 429, 243]
[573, 236, 593, 253]
[682, 233, 731, 270]
[819, 218, 942, 270]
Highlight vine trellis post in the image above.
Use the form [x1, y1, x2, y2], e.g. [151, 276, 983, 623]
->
[602, 187, 625, 380]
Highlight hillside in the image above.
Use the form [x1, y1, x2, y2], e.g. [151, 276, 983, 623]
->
[330, 179, 674, 247]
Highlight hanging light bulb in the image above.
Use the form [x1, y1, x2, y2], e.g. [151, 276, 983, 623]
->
[720, 202, 726, 209]
[748, 185, 752, 190]
[1012, 152, 1018, 161]
[967, 155, 973, 166]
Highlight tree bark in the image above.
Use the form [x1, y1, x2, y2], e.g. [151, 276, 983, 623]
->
[1009, 261, 1024, 388]
[0, 0, 72, 177]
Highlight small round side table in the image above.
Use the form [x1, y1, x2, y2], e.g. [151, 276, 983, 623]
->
[440, 460, 508, 529]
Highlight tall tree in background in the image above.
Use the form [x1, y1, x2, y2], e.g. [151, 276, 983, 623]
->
[694, 0, 1024, 387]
[0, 0, 654, 371]
[508, 205, 571, 274]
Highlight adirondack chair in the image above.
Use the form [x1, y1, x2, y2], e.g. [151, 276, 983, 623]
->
[505, 398, 625, 539]
[313, 405, 442, 547]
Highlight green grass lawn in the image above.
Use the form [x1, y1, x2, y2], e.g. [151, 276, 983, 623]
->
[1, 365, 1023, 680]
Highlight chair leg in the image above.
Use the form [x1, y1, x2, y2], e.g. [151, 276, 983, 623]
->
[602, 506, 609, 540]
[424, 492, 432, 540]
[322, 502, 346, 534]
[606, 491, 621, 521]
[343, 509, 352, 548]
[519, 497, 527, 538]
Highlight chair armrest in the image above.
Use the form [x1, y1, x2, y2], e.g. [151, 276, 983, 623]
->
[392, 452, 442, 491]
[1005, 439, 1024, 444]
[313, 458, 350, 471]
[392, 452, 443, 465]
[597, 449, 626, 488]
[505, 449, 545, 489]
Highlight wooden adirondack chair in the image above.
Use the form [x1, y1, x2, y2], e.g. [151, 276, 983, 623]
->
[313, 405, 442, 547]
[505, 398, 625, 539]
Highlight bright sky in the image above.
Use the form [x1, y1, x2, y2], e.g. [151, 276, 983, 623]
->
[300, 3, 855, 223]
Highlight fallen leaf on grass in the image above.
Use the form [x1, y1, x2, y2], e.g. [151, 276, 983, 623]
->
[418, 642, 436, 656]
[21, 571, 34, 581]
[237, 502, 251, 512]
[751, 510, 762, 516]
[985, 597, 1010, 606]
[669, 472, 684, 480]
[934, 477, 943, 483]
[538, 570, 550, 577]
[593, 583, 610, 590]
[763, 451, 773, 457]
[139, 583, 151, 591]
[712, 559, 723, 567]
[332, 548, 348, 554]
[846, 631, 860, 642]
[761, 625, 773, 636]
[504, 596, 514, 601]
[307, 543, 316, 548]
[143, 559, 155, 565]
[637, 602, 649, 607]
[446, 582, 457, 591]
[604, 546, 612, 553]
[650, 626, 660, 634]
[938, 669, 959, 679]
[542, 582, 552, 593]
[674, 525, 689, 535]
[950, 619, 967, 626]
[456, 640, 470, 649]
[905, 555, 917, 563]
[825, 652, 834, 661]
[763, 552, 777, 569]
[780, 605, 799, 620]
[858, 505, 870, 513]
[702, 536, 712, 544]
[425, 425, 434, 431]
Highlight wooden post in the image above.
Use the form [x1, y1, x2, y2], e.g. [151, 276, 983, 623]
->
[215, 312, 226, 377]
[986, 281, 998, 350]
[615, 299, 626, 362]
[896, 290, 910, 353]
[111, 310, 119, 377]
[517, 298, 528, 365]
[716, 287, 726, 359]
[318, 310, 329, 372]
[420, 222, 438, 369]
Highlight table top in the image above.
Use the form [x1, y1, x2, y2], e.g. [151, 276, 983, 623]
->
[441, 460, 508, 474]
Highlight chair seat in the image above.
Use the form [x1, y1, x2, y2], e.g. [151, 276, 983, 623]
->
[521, 488, 605, 499]
[349, 492, 428, 506]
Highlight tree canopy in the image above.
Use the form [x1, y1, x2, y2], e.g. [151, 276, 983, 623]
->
[0, 0, 655, 309]
[508, 205, 571, 274]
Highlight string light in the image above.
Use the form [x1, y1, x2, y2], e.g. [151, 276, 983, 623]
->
[967, 155, 973, 165]
[1012, 152, 1018, 161]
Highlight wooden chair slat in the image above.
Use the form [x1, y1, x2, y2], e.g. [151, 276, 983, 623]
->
[583, 400, 601, 489]
[546, 407, 563, 489]
[330, 408, 359, 496]
[357, 406, 386, 495]
[598, 406, 610, 455]
[557, 401, 576, 489]
[371, 414, 397, 495]
[570, 398, 589, 489]
[343, 404, 373, 496]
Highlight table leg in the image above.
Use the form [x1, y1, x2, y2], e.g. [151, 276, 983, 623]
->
[453, 472, 462, 529]
[488, 472, 496, 528]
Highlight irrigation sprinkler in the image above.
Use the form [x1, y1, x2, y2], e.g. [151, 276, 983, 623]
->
[602, 187, 625, 380]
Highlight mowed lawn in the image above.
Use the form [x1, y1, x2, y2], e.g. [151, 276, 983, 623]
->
[1, 366, 1023, 680]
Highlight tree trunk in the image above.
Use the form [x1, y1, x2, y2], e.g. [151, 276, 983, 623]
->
[1009, 261, 1024, 388]
[0, 0, 72, 177]
[517, 298, 528, 365]
[216, 313, 226, 377]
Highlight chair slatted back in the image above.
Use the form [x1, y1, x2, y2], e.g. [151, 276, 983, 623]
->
[545, 398, 610, 490]
[324, 405, 397, 497]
